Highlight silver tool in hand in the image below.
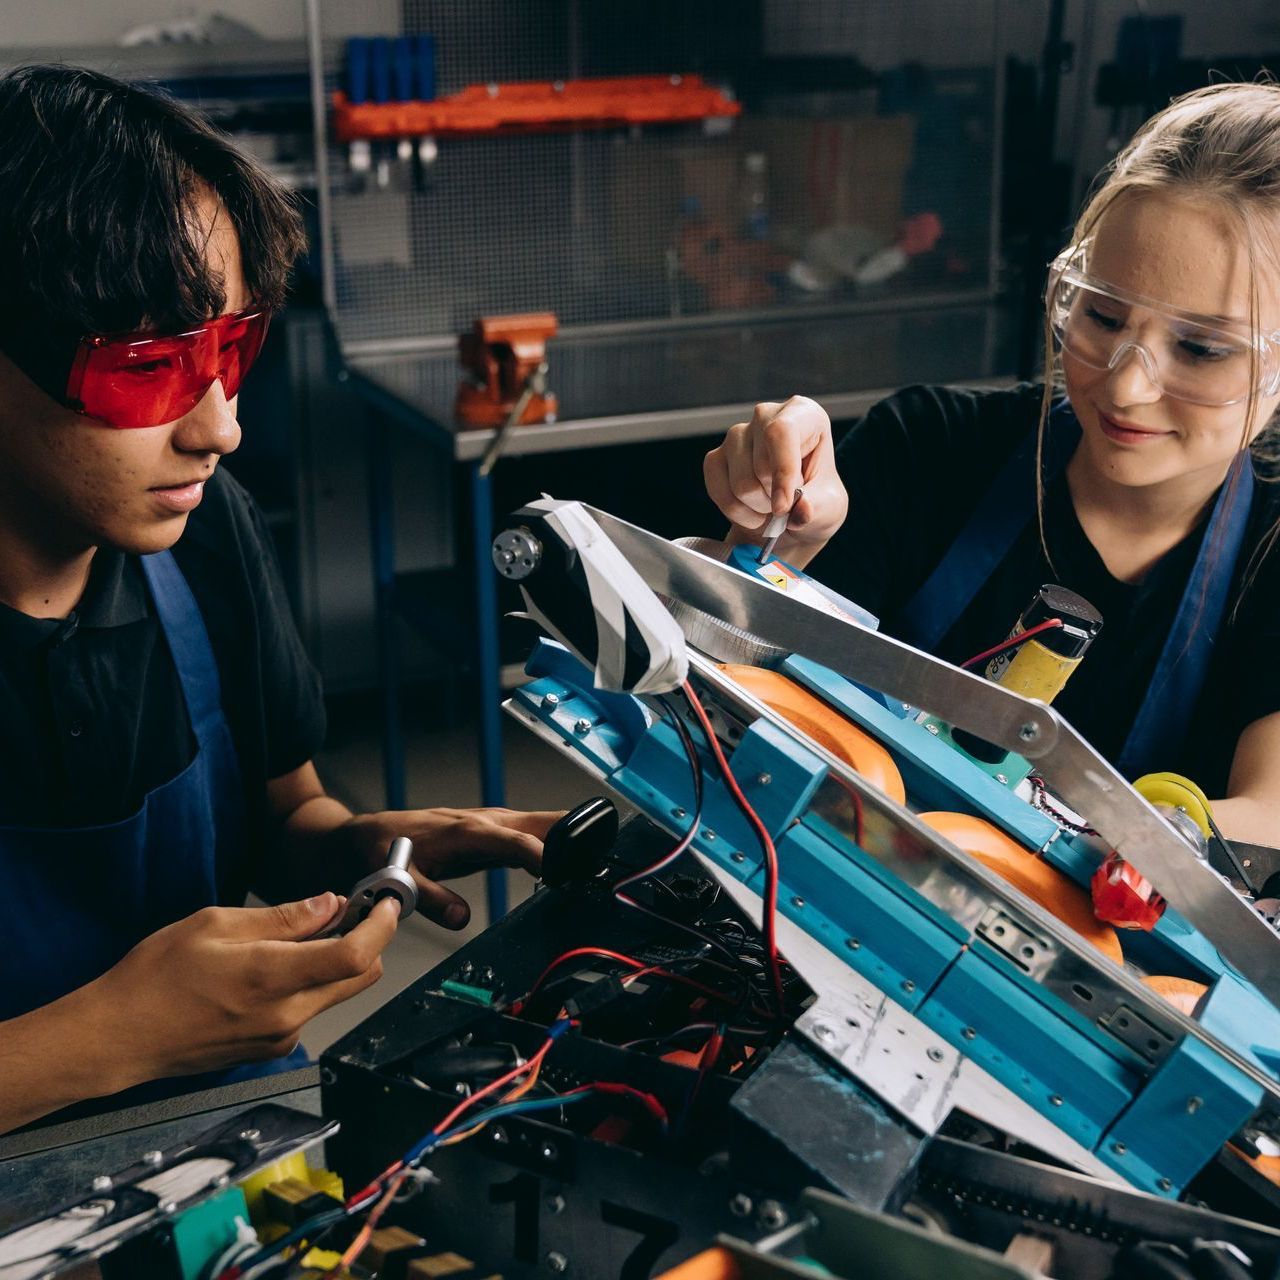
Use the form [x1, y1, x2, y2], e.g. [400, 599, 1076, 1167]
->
[758, 487, 803, 564]
[315, 837, 418, 938]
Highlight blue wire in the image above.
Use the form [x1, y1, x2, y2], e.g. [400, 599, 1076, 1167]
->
[402, 1019, 574, 1165]
[433, 1093, 594, 1147]
[218, 1206, 347, 1276]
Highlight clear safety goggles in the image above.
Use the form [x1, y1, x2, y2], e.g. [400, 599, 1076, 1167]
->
[64, 308, 269, 429]
[1046, 246, 1280, 407]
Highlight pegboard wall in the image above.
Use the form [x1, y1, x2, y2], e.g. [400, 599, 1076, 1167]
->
[315, 0, 1003, 353]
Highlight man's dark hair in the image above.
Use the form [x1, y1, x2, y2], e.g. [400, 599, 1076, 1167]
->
[0, 64, 307, 397]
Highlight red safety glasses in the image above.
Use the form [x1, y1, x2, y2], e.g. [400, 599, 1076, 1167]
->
[64, 308, 270, 429]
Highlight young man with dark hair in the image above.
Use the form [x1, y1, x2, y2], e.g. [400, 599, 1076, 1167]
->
[0, 65, 555, 1131]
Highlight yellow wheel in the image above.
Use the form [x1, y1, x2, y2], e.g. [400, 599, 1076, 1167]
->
[1133, 772, 1213, 839]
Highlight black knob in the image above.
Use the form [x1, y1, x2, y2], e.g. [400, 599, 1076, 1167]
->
[541, 797, 619, 887]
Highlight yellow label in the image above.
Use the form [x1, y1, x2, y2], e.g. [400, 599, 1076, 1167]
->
[998, 638, 1080, 702]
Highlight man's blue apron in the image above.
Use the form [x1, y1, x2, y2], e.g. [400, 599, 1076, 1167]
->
[0, 549, 305, 1101]
[895, 399, 1254, 778]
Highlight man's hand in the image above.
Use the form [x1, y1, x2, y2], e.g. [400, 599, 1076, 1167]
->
[86, 892, 398, 1084]
[342, 807, 562, 929]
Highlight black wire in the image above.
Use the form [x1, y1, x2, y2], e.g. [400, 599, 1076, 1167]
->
[608, 697, 756, 975]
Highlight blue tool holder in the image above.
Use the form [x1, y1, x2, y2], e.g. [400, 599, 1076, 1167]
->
[513, 636, 1279, 1197]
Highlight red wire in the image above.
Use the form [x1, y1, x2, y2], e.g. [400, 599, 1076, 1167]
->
[341, 1036, 560, 1211]
[514, 946, 734, 1014]
[960, 617, 1064, 670]
[561, 1081, 671, 1129]
[681, 680, 786, 1012]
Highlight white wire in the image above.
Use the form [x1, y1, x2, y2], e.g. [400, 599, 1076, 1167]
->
[202, 1216, 260, 1280]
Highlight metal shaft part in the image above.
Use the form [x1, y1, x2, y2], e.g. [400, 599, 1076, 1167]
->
[758, 487, 803, 563]
[387, 835, 414, 870]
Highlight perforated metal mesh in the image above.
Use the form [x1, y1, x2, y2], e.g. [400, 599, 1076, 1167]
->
[317, 0, 1003, 354]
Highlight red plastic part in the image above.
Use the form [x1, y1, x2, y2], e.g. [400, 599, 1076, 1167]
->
[332, 74, 742, 142]
[1091, 853, 1167, 931]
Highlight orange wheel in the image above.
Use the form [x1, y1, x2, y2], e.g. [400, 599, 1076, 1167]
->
[1141, 974, 1208, 1016]
[717, 665, 905, 804]
[1229, 1145, 1280, 1189]
[654, 1249, 741, 1280]
[918, 811, 1124, 965]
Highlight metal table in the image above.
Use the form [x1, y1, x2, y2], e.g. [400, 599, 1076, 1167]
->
[346, 299, 1015, 923]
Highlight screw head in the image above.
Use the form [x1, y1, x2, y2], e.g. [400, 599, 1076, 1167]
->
[703, 829, 716, 841]
[791, 896, 805, 909]
[673, 807, 687, 819]
[927, 1046, 944, 1062]
[757, 773, 772, 786]
[902, 979, 916, 994]
[491, 1125, 509, 1144]
[541, 1141, 559, 1162]
[1157, 1178, 1173, 1192]
[962, 1026, 977, 1040]
[812, 1022, 836, 1042]
[142, 1150, 164, 1167]
[925, 722, 941, 735]
[91, 1175, 113, 1192]
[320, 1065, 337, 1085]
[729, 1192, 753, 1217]
[845, 937, 861, 950]
[546, 1194, 566, 1215]
[995, 773, 1009, 785]
[1112, 1142, 1127, 1156]
[573, 718, 592, 735]
[238, 1128, 260, 1143]
[730, 851, 745, 863]
[547, 1251, 569, 1273]
[542, 693, 560, 708]
[757, 1199, 788, 1230]
[1186, 1096, 1203, 1114]
[1019, 723, 1039, 742]
[1049, 1095, 1063, 1107]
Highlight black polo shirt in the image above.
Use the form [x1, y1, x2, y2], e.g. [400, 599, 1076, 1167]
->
[0, 467, 326, 896]
[811, 383, 1280, 795]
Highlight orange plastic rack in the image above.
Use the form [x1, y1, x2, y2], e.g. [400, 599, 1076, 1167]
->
[331, 74, 741, 142]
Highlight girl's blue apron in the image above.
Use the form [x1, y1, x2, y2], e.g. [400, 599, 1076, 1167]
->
[894, 399, 1254, 778]
[0, 549, 305, 1105]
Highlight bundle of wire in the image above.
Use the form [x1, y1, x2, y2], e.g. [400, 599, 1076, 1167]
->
[510, 938, 775, 1038]
[677, 680, 787, 1011]
[585, 682, 787, 1020]
[213, 1018, 668, 1280]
